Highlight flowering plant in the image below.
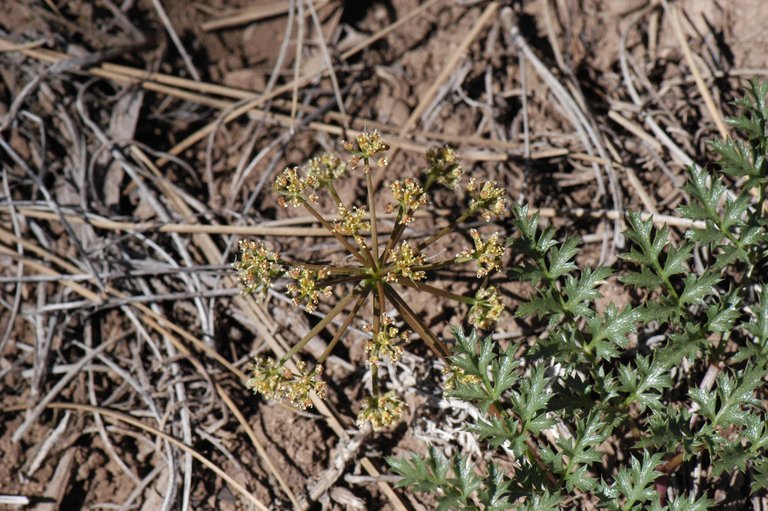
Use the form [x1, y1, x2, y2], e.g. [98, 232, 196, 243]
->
[234, 131, 508, 429]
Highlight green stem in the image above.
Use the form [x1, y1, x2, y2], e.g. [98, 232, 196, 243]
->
[379, 209, 407, 267]
[316, 290, 370, 364]
[281, 260, 367, 276]
[396, 279, 475, 305]
[320, 274, 367, 288]
[383, 284, 450, 359]
[279, 289, 358, 365]
[327, 183, 343, 207]
[300, 199, 367, 265]
[417, 211, 472, 252]
[411, 257, 465, 272]
[371, 282, 385, 396]
[365, 161, 380, 266]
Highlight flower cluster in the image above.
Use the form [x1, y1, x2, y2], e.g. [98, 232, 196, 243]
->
[287, 266, 332, 313]
[233, 240, 284, 301]
[425, 145, 463, 189]
[305, 153, 346, 188]
[332, 204, 370, 245]
[389, 178, 427, 224]
[343, 130, 390, 169]
[466, 178, 508, 221]
[236, 130, 513, 430]
[385, 241, 426, 282]
[468, 286, 504, 329]
[274, 166, 318, 207]
[246, 358, 325, 410]
[366, 315, 407, 366]
[442, 365, 482, 391]
[457, 229, 505, 278]
[356, 391, 406, 431]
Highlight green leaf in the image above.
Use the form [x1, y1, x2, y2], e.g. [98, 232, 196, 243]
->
[620, 268, 663, 289]
[468, 416, 515, 450]
[665, 494, 715, 511]
[477, 464, 513, 511]
[388, 446, 451, 492]
[679, 271, 721, 307]
[612, 451, 665, 510]
[744, 285, 768, 347]
[618, 356, 671, 413]
[563, 266, 612, 318]
[514, 491, 563, 511]
[623, 212, 668, 263]
[705, 292, 741, 333]
[509, 364, 555, 434]
[660, 244, 691, 280]
[587, 304, 640, 359]
[656, 323, 708, 367]
[711, 138, 762, 178]
[547, 236, 580, 280]
[516, 290, 562, 320]
[453, 455, 482, 500]
[558, 410, 610, 492]
[711, 441, 752, 477]
[752, 459, 768, 493]
[692, 365, 767, 428]
[679, 165, 724, 223]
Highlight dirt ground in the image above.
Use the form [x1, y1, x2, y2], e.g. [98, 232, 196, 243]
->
[2, 0, 768, 509]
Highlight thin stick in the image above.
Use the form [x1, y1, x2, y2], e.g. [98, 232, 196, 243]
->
[215, 384, 302, 509]
[201, 0, 330, 31]
[306, 0, 348, 128]
[27, 402, 269, 511]
[399, 3, 498, 135]
[150, 0, 201, 82]
[666, 2, 728, 140]
[291, 0, 305, 131]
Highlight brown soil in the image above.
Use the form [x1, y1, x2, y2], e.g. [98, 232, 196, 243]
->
[2, 0, 768, 509]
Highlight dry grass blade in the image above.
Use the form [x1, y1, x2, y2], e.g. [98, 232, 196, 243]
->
[215, 383, 303, 509]
[201, 0, 331, 31]
[399, 3, 498, 136]
[666, 2, 728, 140]
[149, 0, 201, 82]
[15, 402, 270, 511]
[0, 228, 244, 380]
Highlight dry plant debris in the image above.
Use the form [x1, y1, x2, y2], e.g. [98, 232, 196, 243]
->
[1, 0, 768, 509]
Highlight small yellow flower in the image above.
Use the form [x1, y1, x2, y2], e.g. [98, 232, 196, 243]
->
[467, 178, 507, 221]
[468, 286, 504, 329]
[282, 361, 326, 410]
[287, 266, 332, 312]
[274, 166, 316, 207]
[366, 316, 407, 366]
[457, 229, 505, 277]
[385, 241, 426, 282]
[425, 145, 463, 189]
[246, 358, 325, 410]
[332, 203, 371, 246]
[245, 357, 285, 400]
[442, 366, 482, 391]
[390, 178, 427, 225]
[343, 130, 390, 170]
[356, 391, 405, 431]
[304, 153, 346, 187]
[233, 240, 284, 300]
